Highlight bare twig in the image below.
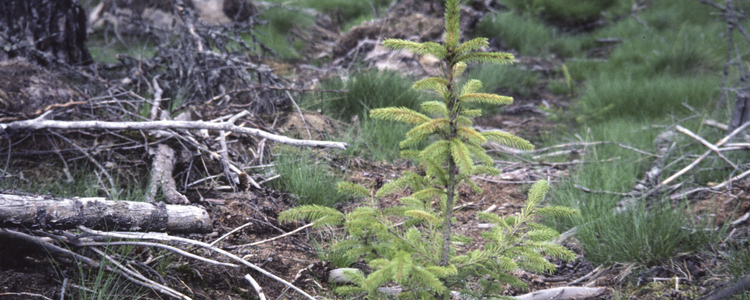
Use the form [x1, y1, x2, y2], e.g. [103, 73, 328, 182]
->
[245, 274, 267, 300]
[2, 112, 349, 150]
[0, 229, 99, 267]
[60, 277, 67, 300]
[574, 184, 631, 197]
[226, 222, 315, 249]
[472, 176, 558, 185]
[286, 91, 312, 139]
[210, 221, 254, 247]
[149, 75, 163, 121]
[0, 292, 52, 300]
[78, 226, 316, 300]
[703, 119, 729, 131]
[617, 143, 659, 157]
[208, 86, 347, 103]
[90, 247, 192, 300]
[670, 168, 750, 200]
[47, 130, 116, 194]
[663, 121, 750, 185]
[676, 125, 739, 170]
[78, 241, 239, 268]
[568, 265, 604, 286]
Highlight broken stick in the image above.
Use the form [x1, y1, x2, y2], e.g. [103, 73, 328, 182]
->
[1, 111, 349, 150]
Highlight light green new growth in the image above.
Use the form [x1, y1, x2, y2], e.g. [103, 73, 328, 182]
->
[280, 0, 578, 298]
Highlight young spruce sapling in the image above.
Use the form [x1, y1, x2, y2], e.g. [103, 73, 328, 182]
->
[280, 0, 579, 298]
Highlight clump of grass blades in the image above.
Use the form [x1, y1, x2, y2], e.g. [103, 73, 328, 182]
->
[465, 64, 539, 93]
[251, 7, 315, 60]
[576, 74, 720, 122]
[270, 147, 348, 207]
[342, 117, 418, 163]
[571, 5, 726, 123]
[473, 11, 591, 58]
[300, 0, 392, 28]
[504, 0, 621, 24]
[70, 247, 147, 300]
[576, 202, 718, 266]
[726, 243, 750, 282]
[304, 70, 424, 121]
[474, 12, 552, 56]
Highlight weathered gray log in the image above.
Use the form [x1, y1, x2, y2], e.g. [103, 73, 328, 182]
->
[147, 144, 188, 204]
[0, 194, 211, 233]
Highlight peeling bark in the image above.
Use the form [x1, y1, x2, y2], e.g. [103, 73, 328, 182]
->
[0, 194, 211, 233]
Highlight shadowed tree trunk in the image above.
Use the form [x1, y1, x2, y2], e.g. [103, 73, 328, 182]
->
[728, 89, 750, 134]
[0, 0, 92, 65]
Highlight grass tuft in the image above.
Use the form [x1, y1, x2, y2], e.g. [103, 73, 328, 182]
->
[270, 146, 349, 207]
[304, 70, 424, 121]
[576, 202, 715, 266]
[473, 11, 592, 57]
[504, 0, 621, 24]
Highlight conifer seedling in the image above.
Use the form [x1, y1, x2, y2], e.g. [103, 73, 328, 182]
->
[280, 1, 579, 298]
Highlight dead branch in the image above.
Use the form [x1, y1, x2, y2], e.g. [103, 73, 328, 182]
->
[149, 75, 164, 121]
[244, 274, 267, 300]
[703, 119, 729, 131]
[77, 241, 239, 268]
[0, 228, 99, 267]
[0, 292, 52, 300]
[225, 222, 315, 249]
[697, 273, 750, 300]
[512, 286, 608, 300]
[47, 130, 116, 195]
[662, 121, 750, 185]
[0, 194, 211, 233]
[574, 184, 632, 197]
[617, 143, 659, 157]
[670, 168, 750, 200]
[1, 112, 349, 150]
[90, 247, 192, 300]
[675, 125, 739, 170]
[78, 226, 317, 300]
[568, 265, 604, 286]
[210, 221, 254, 247]
[148, 144, 188, 204]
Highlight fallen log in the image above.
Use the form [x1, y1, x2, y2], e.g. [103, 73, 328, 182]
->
[0, 194, 211, 233]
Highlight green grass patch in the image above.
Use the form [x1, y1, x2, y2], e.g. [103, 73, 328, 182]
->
[251, 7, 316, 61]
[270, 147, 348, 207]
[576, 202, 715, 266]
[70, 246, 147, 300]
[576, 74, 720, 123]
[542, 119, 721, 266]
[263, 0, 393, 29]
[301, 70, 427, 162]
[457, 64, 540, 114]
[303, 70, 424, 121]
[304, 0, 390, 28]
[726, 243, 750, 279]
[473, 11, 592, 57]
[504, 0, 623, 24]
[341, 117, 415, 163]
[570, 3, 727, 123]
